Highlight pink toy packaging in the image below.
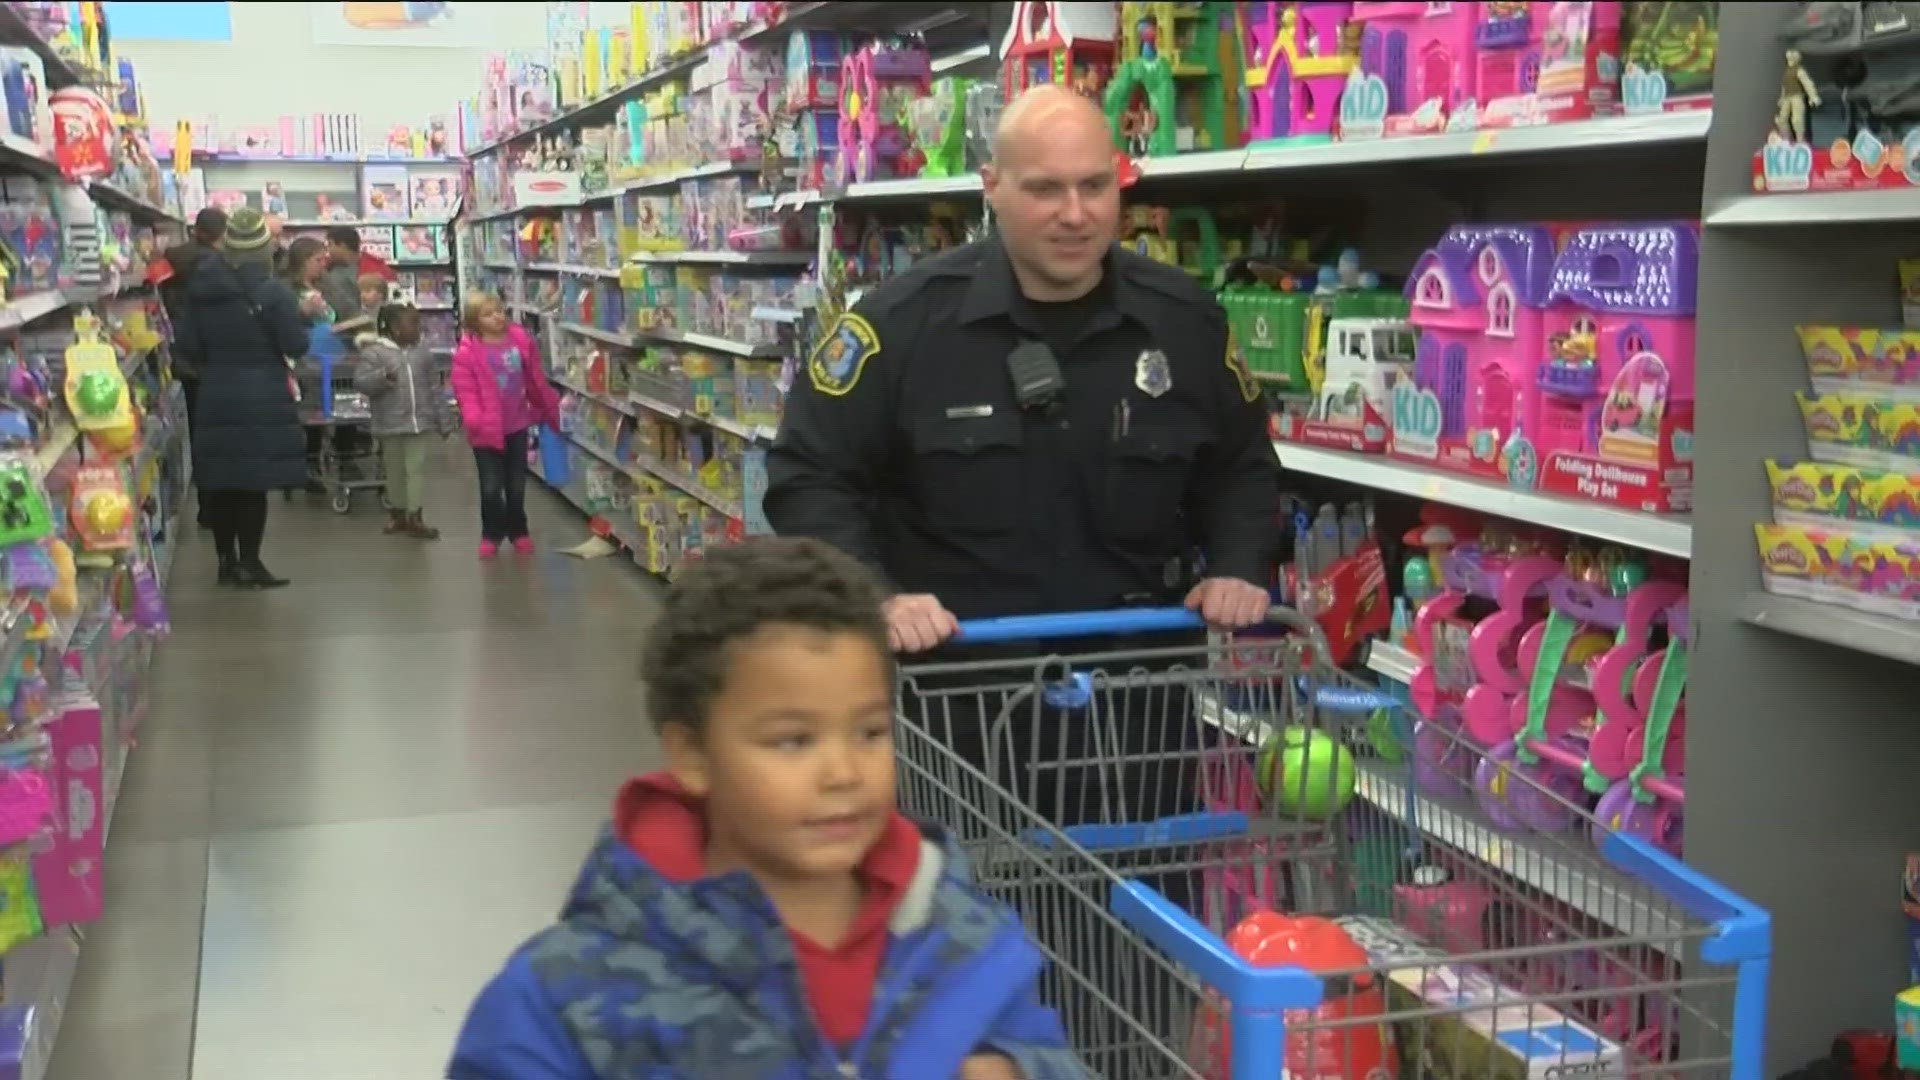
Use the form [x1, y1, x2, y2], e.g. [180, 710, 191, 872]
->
[838, 41, 930, 185]
[1241, 2, 1358, 145]
[1391, 222, 1566, 481]
[1391, 220, 1695, 514]
[1533, 221, 1698, 512]
[1474, 1, 1623, 130]
[30, 702, 104, 927]
[1348, 1, 1481, 137]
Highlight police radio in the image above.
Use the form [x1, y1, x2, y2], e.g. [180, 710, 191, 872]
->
[1005, 339, 1066, 413]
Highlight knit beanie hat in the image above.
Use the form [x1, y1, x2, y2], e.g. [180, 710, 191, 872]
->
[224, 207, 271, 256]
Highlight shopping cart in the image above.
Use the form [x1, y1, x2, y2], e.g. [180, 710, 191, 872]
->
[294, 355, 385, 514]
[894, 607, 1769, 1080]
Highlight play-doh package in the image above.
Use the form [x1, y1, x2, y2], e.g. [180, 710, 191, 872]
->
[1753, 521, 1920, 620]
[1796, 392, 1920, 472]
[1767, 459, 1920, 536]
[1797, 325, 1920, 397]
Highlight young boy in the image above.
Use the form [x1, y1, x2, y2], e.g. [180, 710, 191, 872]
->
[447, 537, 1090, 1080]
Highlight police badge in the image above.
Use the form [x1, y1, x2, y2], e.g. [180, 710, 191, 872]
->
[1134, 349, 1172, 398]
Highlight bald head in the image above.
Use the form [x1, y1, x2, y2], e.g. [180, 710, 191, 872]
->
[980, 84, 1119, 304]
[991, 84, 1111, 170]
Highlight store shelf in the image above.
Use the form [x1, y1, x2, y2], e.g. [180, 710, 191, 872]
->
[559, 429, 744, 519]
[622, 388, 778, 442]
[1245, 109, 1710, 173]
[1274, 443, 1694, 558]
[161, 152, 459, 166]
[1706, 188, 1920, 228]
[629, 249, 812, 267]
[1195, 692, 1683, 956]
[1737, 590, 1920, 667]
[2, 290, 76, 331]
[0, 6, 88, 89]
[1135, 149, 1249, 179]
[88, 180, 181, 222]
[750, 306, 803, 323]
[556, 322, 641, 349]
[280, 217, 455, 228]
[527, 261, 621, 277]
[843, 174, 986, 200]
[0, 131, 57, 177]
[550, 374, 638, 418]
[677, 331, 784, 358]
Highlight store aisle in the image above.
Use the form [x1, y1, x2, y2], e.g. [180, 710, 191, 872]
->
[47, 443, 660, 1080]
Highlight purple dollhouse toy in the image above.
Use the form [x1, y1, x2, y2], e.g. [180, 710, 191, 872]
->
[1403, 224, 1561, 458]
[1539, 222, 1699, 472]
[1351, 2, 1480, 130]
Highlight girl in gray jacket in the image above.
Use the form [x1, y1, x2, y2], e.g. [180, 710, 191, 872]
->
[354, 301, 452, 538]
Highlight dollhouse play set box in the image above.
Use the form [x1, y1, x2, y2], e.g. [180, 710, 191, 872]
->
[1388, 220, 1699, 513]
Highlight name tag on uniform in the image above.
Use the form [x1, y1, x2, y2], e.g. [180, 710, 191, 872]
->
[945, 404, 994, 419]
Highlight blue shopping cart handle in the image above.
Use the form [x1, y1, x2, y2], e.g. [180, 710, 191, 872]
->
[1108, 881, 1324, 1011]
[952, 605, 1335, 657]
[953, 607, 1205, 644]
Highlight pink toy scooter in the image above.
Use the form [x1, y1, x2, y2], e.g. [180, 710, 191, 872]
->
[1591, 597, 1689, 858]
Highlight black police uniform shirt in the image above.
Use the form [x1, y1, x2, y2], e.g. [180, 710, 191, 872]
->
[765, 235, 1281, 621]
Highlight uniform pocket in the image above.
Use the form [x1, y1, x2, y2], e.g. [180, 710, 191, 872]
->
[1106, 425, 1198, 547]
[910, 414, 1024, 535]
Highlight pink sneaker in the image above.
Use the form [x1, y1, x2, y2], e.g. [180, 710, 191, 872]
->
[511, 536, 534, 555]
[478, 540, 498, 560]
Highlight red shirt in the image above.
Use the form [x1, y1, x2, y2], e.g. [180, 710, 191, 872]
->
[357, 251, 398, 283]
[616, 773, 921, 1047]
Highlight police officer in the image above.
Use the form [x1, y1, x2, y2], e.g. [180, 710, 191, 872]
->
[766, 85, 1280, 650]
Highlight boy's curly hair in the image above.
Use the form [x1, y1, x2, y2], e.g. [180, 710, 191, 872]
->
[642, 537, 891, 731]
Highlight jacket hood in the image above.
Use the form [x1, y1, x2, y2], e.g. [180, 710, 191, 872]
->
[561, 776, 962, 981]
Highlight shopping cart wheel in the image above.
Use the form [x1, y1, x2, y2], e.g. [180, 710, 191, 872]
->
[331, 493, 352, 514]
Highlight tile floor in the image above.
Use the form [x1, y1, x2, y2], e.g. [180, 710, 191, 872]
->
[47, 444, 660, 1080]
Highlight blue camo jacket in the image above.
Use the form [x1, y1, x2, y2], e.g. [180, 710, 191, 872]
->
[447, 817, 1092, 1080]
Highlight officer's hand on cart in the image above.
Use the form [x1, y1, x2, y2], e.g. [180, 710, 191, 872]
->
[1183, 576, 1271, 631]
[883, 593, 958, 653]
[959, 1052, 1023, 1080]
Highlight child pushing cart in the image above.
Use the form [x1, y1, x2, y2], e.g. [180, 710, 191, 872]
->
[894, 607, 1772, 1080]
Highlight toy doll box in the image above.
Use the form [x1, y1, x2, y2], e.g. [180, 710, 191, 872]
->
[1335, 916, 1628, 1080]
[1750, 132, 1920, 195]
[1390, 387, 1692, 513]
[1273, 399, 1390, 454]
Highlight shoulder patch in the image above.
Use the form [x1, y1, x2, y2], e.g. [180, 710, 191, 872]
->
[807, 313, 881, 396]
[1225, 325, 1260, 403]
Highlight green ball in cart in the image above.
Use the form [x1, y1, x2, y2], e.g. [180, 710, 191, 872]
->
[1255, 726, 1357, 819]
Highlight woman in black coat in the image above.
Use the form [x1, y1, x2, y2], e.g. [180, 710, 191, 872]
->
[173, 207, 315, 589]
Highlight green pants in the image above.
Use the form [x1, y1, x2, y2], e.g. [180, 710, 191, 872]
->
[381, 433, 430, 513]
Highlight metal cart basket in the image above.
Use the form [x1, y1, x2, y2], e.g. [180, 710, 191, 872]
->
[295, 356, 384, 514]
[894, 608, 1769, 1080]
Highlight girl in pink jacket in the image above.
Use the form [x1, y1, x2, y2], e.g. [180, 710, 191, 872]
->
[450, 293, 562, 559]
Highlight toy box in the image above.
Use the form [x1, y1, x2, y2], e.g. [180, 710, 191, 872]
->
[1531, 221, 1698, 512]
[1619, 1, 1716, 114]
[1475, 1, 1623, 130]
[838, 41, 930, 184]
[1796, 324, 1920, 401]
[1107, 2, 1241, 157]
[1336, 915, 1630, 1079]
[1392, 223, 1563, 484]
[1799, 391, 1920, 474]
[1906, 854, 1920, 986]
[1348, 1, 1481, 138]
[1392, 221, 1695, 514]
[1243, 2, 1357, 145]
[1767, 459, 1920, 538]
[784, 29, 847, 110]
[1754, 521, 1920, 620]
[1001, 1, 1118, 99]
